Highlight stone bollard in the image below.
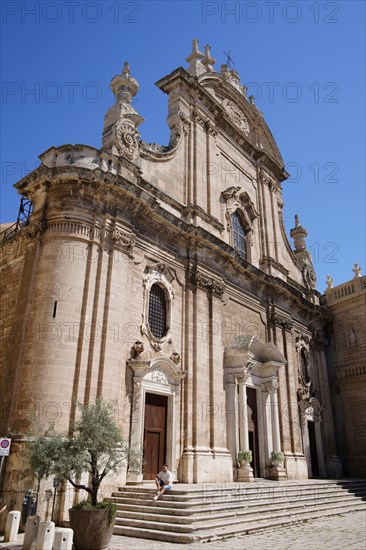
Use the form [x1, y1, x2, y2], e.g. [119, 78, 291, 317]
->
[4, 510, 21, 542]
[54, 528, 73, 550]
[35, 521, 55, 550]
[23, 515, 40, 550]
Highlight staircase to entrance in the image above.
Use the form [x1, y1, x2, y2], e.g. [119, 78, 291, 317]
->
[108, 479, 366, 544]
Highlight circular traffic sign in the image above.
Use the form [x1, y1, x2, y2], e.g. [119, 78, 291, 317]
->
[0, 439, 10, 449]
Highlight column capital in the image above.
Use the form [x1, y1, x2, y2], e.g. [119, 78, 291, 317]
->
[190, 269, 226, 297]
[270, 311, 293, 331]
[262, 378, 279, 394]
[237, 363, 253, 384]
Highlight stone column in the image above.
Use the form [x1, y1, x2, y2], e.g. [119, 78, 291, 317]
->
[266, 378, 287, 481]
[299, 407, 312, 476]
[237, 370, 254, 482]
[268, 180, 280, 263]
[225, 373, 237, 466]
[126, 358, 150, 483]
[238, 379, 249, 451]
[312, 332, 343, 477]
[262, 386, 273, 458]
[265, 378, 280, 451]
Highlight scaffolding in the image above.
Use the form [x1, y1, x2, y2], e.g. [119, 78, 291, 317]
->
[0, 197, 32, 242]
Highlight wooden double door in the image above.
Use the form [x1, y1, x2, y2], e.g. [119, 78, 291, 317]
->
[143, 393, 168, 480]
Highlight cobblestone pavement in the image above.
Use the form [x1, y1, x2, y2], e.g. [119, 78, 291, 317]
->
[2, 510, 365, 550]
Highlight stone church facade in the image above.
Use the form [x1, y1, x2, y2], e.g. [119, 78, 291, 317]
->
[0, 41, 345, 505]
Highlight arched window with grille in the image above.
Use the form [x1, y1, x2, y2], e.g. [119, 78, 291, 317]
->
[148, 284, 168, 339]
[300, 349, 310, 383]
[232, 211, 247, 259]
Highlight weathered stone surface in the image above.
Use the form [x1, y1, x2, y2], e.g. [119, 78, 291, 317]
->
[0, 42, 349, 526]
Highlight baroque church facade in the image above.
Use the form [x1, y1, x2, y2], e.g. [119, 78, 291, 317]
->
[1, 41, 345, 504]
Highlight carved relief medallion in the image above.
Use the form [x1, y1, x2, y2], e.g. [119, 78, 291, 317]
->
[116, 121, 140, 158]
[222, 99, 249, 136]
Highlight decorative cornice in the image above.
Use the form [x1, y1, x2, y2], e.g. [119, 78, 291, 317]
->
[10, 158, 327, 321]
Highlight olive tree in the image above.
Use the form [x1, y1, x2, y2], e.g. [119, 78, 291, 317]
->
[26, 398, 139, 506]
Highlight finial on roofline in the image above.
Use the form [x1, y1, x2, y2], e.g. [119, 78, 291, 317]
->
[186, 39, 205, 77]
[353, 262, 361, 278]
[202, 44, 216, 73]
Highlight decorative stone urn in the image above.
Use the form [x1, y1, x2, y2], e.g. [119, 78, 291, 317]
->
[237, 450, 254, 482]
[269, 451, 287, 481]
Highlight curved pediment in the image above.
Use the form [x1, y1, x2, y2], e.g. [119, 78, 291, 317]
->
[225, 335, 286, 365]
[198, 72, 284, 168]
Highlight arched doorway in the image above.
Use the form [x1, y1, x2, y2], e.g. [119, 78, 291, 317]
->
[298, 397, 326, 478]
[224, 335, 287, 480]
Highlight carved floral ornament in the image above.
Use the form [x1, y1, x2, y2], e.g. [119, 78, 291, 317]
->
[222, 98, 250, 136]
[237, 362, 253, 384]
[298, 396, 323, 419]
[302, 251, 317, 290]
[270, 312, 294, 331]
[25, 217, 46, 239]
[111, 227, 136, 254]
[150, 369, 169, 385]
[116, 120, 140, 159]
[263, 378, 280, 394]
[190, 269, 226, 297]
[296, 334, 310, 353]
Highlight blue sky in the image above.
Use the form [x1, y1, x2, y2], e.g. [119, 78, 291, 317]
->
[1, 0, 365, 291]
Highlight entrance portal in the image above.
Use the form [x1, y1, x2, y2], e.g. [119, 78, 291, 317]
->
[143, 393, 168, 479]
[247, 387, 260, 477]
[308, 421, 319, 477]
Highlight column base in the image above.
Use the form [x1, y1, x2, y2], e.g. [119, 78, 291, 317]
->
[268, 464, 288, 481]
[284, 454, 309, 480]
[126, 471, 143, 484]
[237, 463, 254, 482]
[179, 448, 233, 483]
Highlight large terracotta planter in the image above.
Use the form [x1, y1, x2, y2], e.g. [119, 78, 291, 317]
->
[69, 507, 115, 550]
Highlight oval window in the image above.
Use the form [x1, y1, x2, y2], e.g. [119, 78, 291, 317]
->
[148, 284, 167, 339]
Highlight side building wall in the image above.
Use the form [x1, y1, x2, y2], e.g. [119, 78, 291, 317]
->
[323, 271, 366, 477]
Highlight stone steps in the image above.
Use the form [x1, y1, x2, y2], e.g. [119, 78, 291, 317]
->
[109, 480, 366, 543]
[111, 489, 366, 514]
[113, 479, 366, 499]
[113, 492, 366, 525]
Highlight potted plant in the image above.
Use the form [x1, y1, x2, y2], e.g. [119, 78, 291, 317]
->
[25, 398, 140, 550]
[271, 450, 285, 466]
[237, 449, 254, 482]
[237, 449, 252, 466]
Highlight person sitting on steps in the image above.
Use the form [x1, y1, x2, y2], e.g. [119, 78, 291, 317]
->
[154, 464, 173, 500]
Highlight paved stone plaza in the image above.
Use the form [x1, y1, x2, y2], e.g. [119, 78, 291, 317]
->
[1, 510, 365, 550]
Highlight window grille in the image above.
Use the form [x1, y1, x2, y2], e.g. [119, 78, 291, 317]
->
[232, 211, 246, 259]
[300, 349, 309, 383]
[148, 284, 167, 339]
